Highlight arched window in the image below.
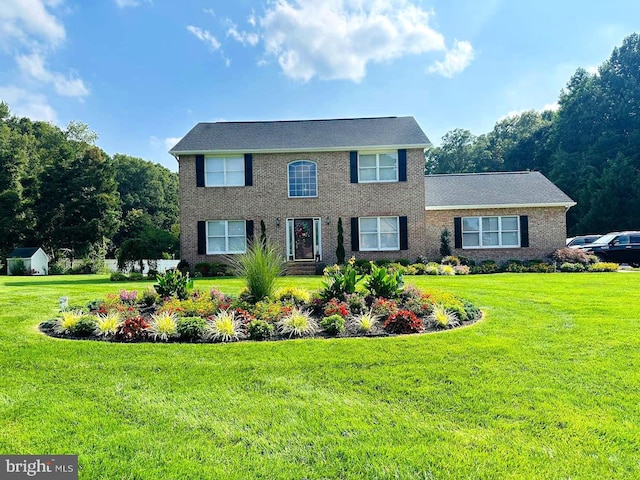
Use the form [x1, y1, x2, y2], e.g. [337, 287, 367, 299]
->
[288, 160, 317, 197]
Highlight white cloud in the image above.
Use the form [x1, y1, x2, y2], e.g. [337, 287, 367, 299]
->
[427, 40, 474, 78]
[203, 8, 215, 17]
[542, 102, 559, 112]
[227, 24, 259, 46]
[16, 51, 89, 97]
[586, 65, 598, 75]
[114, 0, 152, 8]
[186, 25, 221, 51]
[258, 0, 447, 82]
[0, 85, 57, 122]
[0, 0, 65, 49]
[164, 137, 182, 150]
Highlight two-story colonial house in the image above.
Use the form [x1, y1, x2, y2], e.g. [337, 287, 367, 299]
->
[170, 116, 575, 270]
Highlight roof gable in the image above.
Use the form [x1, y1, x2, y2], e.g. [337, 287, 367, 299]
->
[170, 116, 430, 154]
[7, 247, 46, 259]
[424, 171, 576, 209]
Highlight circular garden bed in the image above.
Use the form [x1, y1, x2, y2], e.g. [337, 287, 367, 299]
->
[40, 263, 482, 343]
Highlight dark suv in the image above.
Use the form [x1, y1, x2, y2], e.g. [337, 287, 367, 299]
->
[579, 231, 640, 267]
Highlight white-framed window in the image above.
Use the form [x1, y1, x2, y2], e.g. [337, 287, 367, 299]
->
[358, 152, 398, 183]
[206, 220, 246, 254]
[205, 156, 244, 187]
[288, 160, 317, 197]
[462, 216, 520, 248]
[359, 216, 399, 251]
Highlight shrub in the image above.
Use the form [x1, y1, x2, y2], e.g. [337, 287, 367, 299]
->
[588, 262, 619, 272]
[253, 300, 291, 323]
[411, 263, 428, 275]
[155, 269, 189, 300]
[425, 262, 440, 275]
[179, 297, 218, 317]
[404, 265, 418, 275]
[553, 247, 590, 265]
[424, 291, 466, 319]
[69, 316, 96, 336]
[371, 297, 399, 320]
[353, 259, 372, 274]
[177, 316, 207, 341]
[349, 310, 380, 333]
[324, 299, 349, 318]
[95, 312, 121, 336]
[194, 262, 231, 277]
[115, 316, 150, 341]
[560, 262, 586, 272]
[128, 272, 144, 281]
[504, 260, 525, 273]
[277, 308, 318, 338]
[364, 262, 404, 298]
[441, 255, 460, 266]
[320, 314, 346, 335]
[232, 240, 284, 303]
[474, 260, 499, 274]
[274, 287, 311, 305]
[141, 287, 159, 307]
[395, 258, 411, 266]
[176, 259, 190, 275]
[110, 272, 128, 282]
[344, 293, 367, 315]
[336, 218, 346, 264]
[384, 309, 422, 334]
[207, 310, 246, 342]
[9, 259, 27, 276]
[461, 300, 481, 322]
[429, 304, 460, 329]
[56, 310, 85, 334]
[248, 319, 274, 340]
[49, 261, 69, 275]
[527, 261, 555, 273]
[440, 229, 452, 257]
[438, 264, 455, 276]
[119, 289, 138, 305]
[453, 265, 470, 275]
[149, 311, 179, 341]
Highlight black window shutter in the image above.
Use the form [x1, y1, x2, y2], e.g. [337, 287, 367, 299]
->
[520, 216, 529, 247]
[197, 221, 206, 254]
[398, 149, 407, 182]
[246, 220, 254, 243]
[196, 155, 205, 187]
[351, 217, 359, 251]
[244, 154, 253, 186]
[454, 217, 462, 249]
[349, 151, 358, 183]
[399, 216, 408, 250]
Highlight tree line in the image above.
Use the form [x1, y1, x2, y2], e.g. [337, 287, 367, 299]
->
[0, 104, 179, 271]
[426, 33, 640, 236]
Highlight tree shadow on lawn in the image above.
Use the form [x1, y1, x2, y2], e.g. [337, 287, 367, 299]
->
[4, 277, 131, 287]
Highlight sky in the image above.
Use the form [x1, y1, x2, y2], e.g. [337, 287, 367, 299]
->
[1, 0, 639, 172]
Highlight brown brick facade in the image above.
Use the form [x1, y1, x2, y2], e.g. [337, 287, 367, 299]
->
[179, 149, 428, 268]
[424, 206, 569, 263]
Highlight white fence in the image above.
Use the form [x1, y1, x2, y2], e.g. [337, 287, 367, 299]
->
[104, 259, 180, 274]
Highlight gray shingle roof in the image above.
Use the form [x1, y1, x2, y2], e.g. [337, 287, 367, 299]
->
[7, 247, 41, 258]
[425, 171, 576, 209]
[170, 116, 430, 153]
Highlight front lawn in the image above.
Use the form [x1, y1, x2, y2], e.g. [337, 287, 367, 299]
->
[1, 273, 639, 478]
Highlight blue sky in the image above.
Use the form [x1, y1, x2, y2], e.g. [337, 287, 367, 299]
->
[1, 0, 639, 171]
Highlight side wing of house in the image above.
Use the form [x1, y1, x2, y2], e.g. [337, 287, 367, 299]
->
[424, 172, 576, 262]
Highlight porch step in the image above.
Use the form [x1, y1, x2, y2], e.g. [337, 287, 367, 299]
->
[285, 262, 326, 276]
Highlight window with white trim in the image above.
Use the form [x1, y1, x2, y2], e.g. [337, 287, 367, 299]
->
[288, 160, 317, 197]
[358, 152, 398, 183]
[206, 220, 246, 254]
[205, 156, 244, 186]
[359, 216, 399, 251]
[462, 216, 520, 248]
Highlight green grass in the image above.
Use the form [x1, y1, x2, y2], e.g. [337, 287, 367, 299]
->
[1, 273, 639, 479]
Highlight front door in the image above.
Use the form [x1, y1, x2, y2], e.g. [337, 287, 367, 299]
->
[286, 218, 322, 261]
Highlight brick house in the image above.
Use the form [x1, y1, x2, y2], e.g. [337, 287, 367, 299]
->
[170, 117, 575, 270]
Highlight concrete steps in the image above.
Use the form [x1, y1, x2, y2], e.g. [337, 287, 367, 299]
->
[285, 262, 325, 276]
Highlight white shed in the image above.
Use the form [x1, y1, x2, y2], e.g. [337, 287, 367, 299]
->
[7, 247, 50, 276]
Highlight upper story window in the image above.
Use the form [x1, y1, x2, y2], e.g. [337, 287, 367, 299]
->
[359, 216, 399, 251]
[358, 152, 398, 183]
[462, 216, 520, 248]
[205, 156, 244, 187]
[206, 220, 246, 254]
[288, 160, 317, 197]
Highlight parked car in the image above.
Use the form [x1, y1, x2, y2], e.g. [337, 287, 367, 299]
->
[577, 231, 640, 267]
[566, 235, 602, 248]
